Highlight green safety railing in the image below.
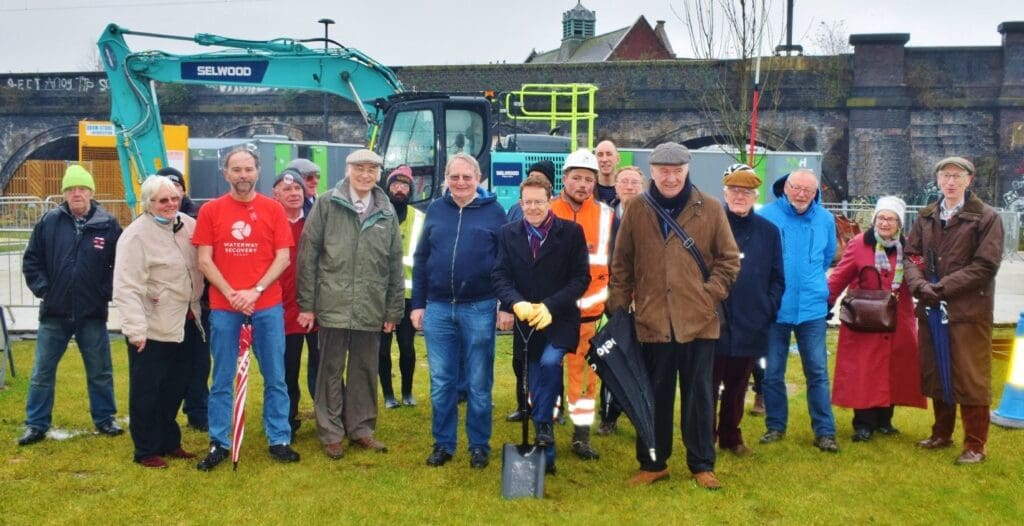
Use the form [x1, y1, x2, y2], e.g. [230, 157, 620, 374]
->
[503, 83, 598, 151]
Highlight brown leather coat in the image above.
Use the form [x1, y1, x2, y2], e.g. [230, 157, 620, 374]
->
[904, 192, 1003, 405]
[608, 187, 740, 344]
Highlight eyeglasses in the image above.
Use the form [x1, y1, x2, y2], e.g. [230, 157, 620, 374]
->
[875, 216, 900, 224]
[785, 183, 816, 195]
[521, 200, 549, 207]
[725, 186, 756, 197]
[150, 196, 181, 204]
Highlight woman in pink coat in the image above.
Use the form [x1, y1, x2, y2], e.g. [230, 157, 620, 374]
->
[827, 196, 927, 442]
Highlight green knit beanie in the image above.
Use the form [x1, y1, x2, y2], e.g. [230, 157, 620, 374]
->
[62, 165, 95, 192]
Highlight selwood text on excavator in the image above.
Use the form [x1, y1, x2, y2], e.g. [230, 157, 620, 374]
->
[98, 22, 513, 211]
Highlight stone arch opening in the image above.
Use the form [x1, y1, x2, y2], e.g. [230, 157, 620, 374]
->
[1, 124, 78, 194]
[216, 121, 308, 140]
[641, 121, 801, 153]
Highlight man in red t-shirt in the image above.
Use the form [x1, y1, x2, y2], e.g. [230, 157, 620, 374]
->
[192, 147, 299, 470]
[272, 168, 320, 437]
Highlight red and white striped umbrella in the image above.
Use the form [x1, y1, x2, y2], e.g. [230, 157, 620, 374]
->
[231, 317, 254, 470]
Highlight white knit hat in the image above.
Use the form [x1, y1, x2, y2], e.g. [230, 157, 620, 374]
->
[874, 196, 907, 227]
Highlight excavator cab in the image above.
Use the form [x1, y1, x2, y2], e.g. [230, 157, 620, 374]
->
[375, 94, 492, 205]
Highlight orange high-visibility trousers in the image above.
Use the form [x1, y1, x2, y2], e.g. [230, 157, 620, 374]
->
[566, 321, 599, 426]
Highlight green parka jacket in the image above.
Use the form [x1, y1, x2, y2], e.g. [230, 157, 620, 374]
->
[297, 178, 405, 330]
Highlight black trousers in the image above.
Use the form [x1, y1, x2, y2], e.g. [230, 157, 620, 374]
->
[852, 405, 895, 431]
[180, 310, 210, 425]
[379, 300, 416, 399]
[127, 336, 190, 461]
[638, 339, 716, 474]
[750, 359, 765, 395]
[285, 331, 319, 429]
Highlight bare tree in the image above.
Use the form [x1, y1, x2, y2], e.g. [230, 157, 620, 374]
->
[80, 40, 104, 72]
[807, 20, 851, 56]
[672, 0, 783, 166]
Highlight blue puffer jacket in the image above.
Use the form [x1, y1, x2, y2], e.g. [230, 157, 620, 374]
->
[411, 187, 507, 308]
[758, 174, 836, 325]
[22, 201, 122, 322]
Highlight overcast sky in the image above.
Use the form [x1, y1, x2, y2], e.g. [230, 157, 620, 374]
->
[0, 0, 1018, 73]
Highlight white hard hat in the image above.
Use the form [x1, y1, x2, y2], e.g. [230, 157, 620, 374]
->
[563, 148, 599, 174]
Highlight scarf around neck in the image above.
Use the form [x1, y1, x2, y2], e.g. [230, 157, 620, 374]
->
[873, 229, 903, 292]
[524, 211, 555, 259]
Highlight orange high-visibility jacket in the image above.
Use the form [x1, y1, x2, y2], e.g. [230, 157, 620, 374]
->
[552, 195, 615, 319]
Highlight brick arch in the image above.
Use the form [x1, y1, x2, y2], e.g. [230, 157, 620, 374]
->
[0, 124, 78, 193]
[216, 121, 308, 140]
[640, 121, 801, 153]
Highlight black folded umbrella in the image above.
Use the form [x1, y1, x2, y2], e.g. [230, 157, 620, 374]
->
[589, 310, 657, 462]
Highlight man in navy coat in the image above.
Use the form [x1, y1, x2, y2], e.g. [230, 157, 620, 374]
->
[492, 174, 591, 474]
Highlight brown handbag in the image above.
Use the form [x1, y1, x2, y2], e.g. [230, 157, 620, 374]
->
[838, 267, 897, 333]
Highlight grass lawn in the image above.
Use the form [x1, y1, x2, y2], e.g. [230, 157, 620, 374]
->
[1, 329, 1022, 524]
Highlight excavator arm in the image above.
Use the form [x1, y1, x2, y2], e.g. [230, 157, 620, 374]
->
[97, 23, 404, 209]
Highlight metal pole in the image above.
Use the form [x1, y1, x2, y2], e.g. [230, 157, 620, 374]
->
[319, 18, 335, 142]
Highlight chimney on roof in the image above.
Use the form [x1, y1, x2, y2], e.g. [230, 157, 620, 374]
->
[654, 20, 675, 58]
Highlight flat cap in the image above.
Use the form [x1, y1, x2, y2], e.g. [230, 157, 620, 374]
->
[649, 142, 691, 165]
[934, 156, 975, 175]
[285, 158, 320, 176]
[346, 149, 383, 166]
[723, 166, 762, 189]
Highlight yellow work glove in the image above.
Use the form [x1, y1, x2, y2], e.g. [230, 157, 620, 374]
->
[513, 302, 535, 322]
[528, 303, 553, 330]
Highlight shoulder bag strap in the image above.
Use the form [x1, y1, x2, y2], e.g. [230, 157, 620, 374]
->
[641, 192, 710, 282]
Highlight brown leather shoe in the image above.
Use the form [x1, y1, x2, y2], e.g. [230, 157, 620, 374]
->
[166, 447, 196, 459]
[138, 455, 168, 469]
[352, 436, 388, 453]
[916, 437, 954, 449]
[693, 471, 722, 490]
[723, 443, 753, 457]
[954, 449, 987, 465]
[628, 469, 669, 487]
[323, 442, 344, 460]
[749, 394, 766, 416]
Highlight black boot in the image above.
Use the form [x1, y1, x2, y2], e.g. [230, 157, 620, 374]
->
[571, 425, 600, 460]
[535, 422, 554, 448]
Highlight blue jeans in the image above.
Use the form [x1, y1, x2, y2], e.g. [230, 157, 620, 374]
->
[424, 299, 497, 455]
[25, 317, 117, 431]
[530, 343, 566, 465]
[764, 319, 836, 437]
[209, 305, 291, 447]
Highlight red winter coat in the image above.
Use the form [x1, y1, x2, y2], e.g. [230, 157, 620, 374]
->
[827, 231, 927, 410]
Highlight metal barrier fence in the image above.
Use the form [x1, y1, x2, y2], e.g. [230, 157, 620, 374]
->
[822, 201, 1022, 262]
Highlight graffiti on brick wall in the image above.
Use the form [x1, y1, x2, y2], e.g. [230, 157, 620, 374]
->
[4, 76, 108, 93]
[903, 181, 941, 207]
[1001, 159, 1024, 212]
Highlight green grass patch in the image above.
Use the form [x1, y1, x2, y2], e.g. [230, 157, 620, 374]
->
[1, 329, 1022, 524]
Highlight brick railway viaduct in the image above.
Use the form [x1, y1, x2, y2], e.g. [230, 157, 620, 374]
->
[2, 23, 1023, 208]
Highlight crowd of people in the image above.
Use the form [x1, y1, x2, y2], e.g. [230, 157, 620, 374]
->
[16, 142, 1003, 488]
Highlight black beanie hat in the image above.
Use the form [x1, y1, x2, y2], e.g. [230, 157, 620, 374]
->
[156, 166, 186, 192]
[527, 160, 556, 185]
